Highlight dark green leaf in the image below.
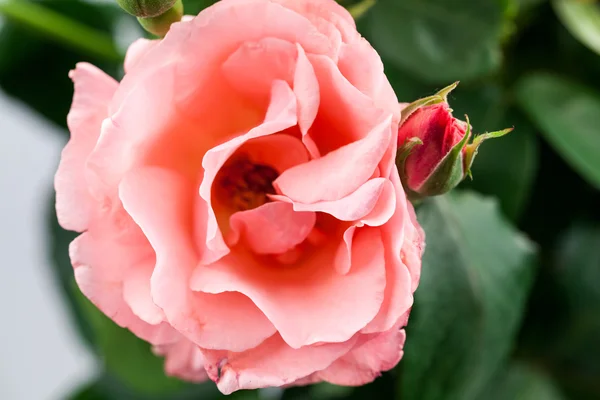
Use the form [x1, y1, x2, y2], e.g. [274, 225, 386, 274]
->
[452, 86, 539, 221]
[546, 223, 600, 399]
[367, 0, 505, 83]
[0, 0, 122, 128]
[73, 287, 187, 395]
[553, 0, 600, 56]
[400, 191, 537, 400]
[480, 363, 566, 400]
[516, 73, 600, 189]
[184, 0, 218, 14]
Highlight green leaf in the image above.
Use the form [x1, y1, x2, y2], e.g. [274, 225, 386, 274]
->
[539, 223, 600, 399]
[73, 286, 188, 396]
[0, 0, 122, 128]
[480, 363, 566, 400]
[515, 73, 600, 189]
[184, 0, 218, 14]
[366, 0, 505, 83]
[399, 191, 537, 400]
[553, 0, 600, 56]
[452, 86, 539, 221]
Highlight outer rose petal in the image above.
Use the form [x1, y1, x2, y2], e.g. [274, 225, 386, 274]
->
[55, 63, 116, 232]
[363, 170, 418, 333]
[119, 167, 276, 352]
[203, 333, 359, 395]
[154, 339, 209, 383]
[191, 228, 386, 349]
[299, 321, 407, 386]
[70, 232, 179, 345]
[124, 38, 158, 73]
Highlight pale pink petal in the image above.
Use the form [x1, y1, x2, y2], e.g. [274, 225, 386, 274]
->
[404, 201, 426, 291]
[119, 166, 276, 351]
[191, 228, 386, 349]
[271, 178, 394, 224]
[294, 45, 320, 157]
[362, 171, 414, 333]
[154, 338, 209, 383]
[334, 226, 356, 275]
[229, 202, 316, 254]
[198, 81, 298, 264]
[124, 38, 158, 74]
[203, 333, 358, 394]
[361, 177, 396, 226]
[70, 232, 179, 345]
[274, 116, 392, 203]
[123, 261, 165, 325]
[55, 63, 116, 232]
[317, 323, 407, 386]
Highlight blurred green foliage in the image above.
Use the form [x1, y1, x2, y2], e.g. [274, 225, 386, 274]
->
[2, 0, 600, 399]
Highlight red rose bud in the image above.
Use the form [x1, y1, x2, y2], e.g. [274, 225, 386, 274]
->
[397, 83, 512, 200]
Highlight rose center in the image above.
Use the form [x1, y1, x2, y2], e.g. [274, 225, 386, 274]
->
[216, 157, 279, 211]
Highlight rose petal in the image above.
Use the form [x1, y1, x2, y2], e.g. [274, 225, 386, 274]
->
[198, 80, 298, 264]
[124, 38, 158, 74]
[271, 177, 394, 224]
[229, 202, 316, 254]
[154, 338, 209, 383]
[334, 225, 356, 275]
[223, 37, 297, 102]
[306, 55, 389, 155]
[123, 260, 165, 325]
[55, 63, 117, 232]
[294, 44, 320, 157]
[120, 166, 276, 351]
[274, 115, 392, 203]
[316, 322, 407, 386]
[203, 333, 358, 395]
[70, 232, 179, 345]
[191, 228, 386, 349]
[362, 170, 415, 333]
[239, 133, 310, 174]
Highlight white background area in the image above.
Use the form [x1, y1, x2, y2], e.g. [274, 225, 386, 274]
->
[0, 91, 98, 400]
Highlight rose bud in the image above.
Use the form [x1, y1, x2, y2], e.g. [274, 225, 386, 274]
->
[117, 0, 183, 36]
[116, 0, 178, 17]
[397, 84, 512, 200]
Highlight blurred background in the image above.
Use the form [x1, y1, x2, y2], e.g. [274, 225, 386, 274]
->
[0, 0, 599, 399]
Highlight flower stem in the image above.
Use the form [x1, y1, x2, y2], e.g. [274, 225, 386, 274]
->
[0, 0, 122, 62]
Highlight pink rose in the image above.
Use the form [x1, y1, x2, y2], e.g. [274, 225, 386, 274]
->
[55, 0, 424, 394]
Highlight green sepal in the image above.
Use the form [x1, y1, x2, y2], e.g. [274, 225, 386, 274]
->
[400, 81, 459, 126]
[464, 127, 514, 177]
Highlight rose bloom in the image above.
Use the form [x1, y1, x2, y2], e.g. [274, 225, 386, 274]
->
[55, 0, 424, 394]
